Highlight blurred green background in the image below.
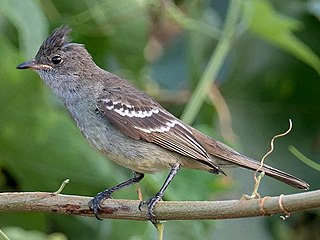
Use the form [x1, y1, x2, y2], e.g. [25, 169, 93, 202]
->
[0, 0, 319, 239]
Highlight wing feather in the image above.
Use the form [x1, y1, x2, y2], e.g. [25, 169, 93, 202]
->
[97, 86, 222, 173]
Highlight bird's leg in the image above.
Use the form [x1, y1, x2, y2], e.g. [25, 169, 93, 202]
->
[139, 163, 181, 224]
[89, 171, 144, 219]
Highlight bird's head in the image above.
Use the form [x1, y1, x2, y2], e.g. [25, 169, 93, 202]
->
[17, 25, 95, 76]
[17, 26, 98, 98]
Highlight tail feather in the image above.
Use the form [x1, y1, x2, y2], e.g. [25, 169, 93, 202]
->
[191, 128, 310, 190]
[261, 162, 310, 189]
[223, 152, 310, 190]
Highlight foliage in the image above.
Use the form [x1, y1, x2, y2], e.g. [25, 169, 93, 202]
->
[0, 0, 319, 239]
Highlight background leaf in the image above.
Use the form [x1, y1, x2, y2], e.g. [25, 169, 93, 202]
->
[244, 0, 320, 75]
[0, 0, 48, 58]
[0, 0, 319, 239]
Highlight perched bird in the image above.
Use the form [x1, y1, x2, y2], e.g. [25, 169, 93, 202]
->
[17, 26, 309, 223]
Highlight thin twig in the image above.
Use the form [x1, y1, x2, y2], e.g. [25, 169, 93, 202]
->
[247, 119, 293, 198]
[0, 229, 11, 240]
[208, 83, 238, 143]
[258, 119, 293, 171]
[155, 222, 164, 240]
[54, 179, 70, 194]
[0, 190, 319, 221]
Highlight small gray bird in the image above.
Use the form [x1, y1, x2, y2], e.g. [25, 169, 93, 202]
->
[17, 26, 309, 223]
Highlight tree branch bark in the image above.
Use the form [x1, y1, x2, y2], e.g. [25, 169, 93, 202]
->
[0, 190, 319, 221]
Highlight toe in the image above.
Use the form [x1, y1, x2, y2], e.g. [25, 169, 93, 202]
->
[88, 191, 112, 220]
[142, 195, 162, 222]
[88, 198, 103, 220]
[138, 200, 145, 211]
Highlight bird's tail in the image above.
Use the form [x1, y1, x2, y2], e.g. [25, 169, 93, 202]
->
[222, 151, 310, 190]
[192, 129, 310, 190]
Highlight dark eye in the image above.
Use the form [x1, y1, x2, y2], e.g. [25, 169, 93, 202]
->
[51, 56, 62, 64]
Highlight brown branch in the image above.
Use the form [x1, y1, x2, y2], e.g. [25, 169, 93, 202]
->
[0, 190, 319, 221]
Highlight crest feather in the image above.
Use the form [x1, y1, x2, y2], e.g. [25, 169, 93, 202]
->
[36, 25, 72, 58]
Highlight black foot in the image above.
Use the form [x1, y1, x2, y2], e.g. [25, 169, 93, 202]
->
[88, 190, 112, 220]
[139, 195, 162, 224]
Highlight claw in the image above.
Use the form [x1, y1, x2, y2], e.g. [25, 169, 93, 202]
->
[88, 198, 102, 220]
[138, 164, 181, 224]
[88, 172, 145, 220]
[139, 195, 162, 224]
[88, 191, 112, 220]
[138, 200, 145, 212]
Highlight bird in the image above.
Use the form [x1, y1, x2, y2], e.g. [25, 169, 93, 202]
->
[16, 25, 309, 223]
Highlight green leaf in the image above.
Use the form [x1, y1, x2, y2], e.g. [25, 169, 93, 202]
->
[0, 0, 48, 58]
[244, 0, 320, 76]
[289, 146, 320, 171]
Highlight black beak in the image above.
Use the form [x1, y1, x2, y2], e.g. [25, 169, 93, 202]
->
[16, 60, 37, 69]
[16, 60, 52, 70]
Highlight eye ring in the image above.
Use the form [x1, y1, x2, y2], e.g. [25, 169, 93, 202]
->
[51, 56, 62, 64]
